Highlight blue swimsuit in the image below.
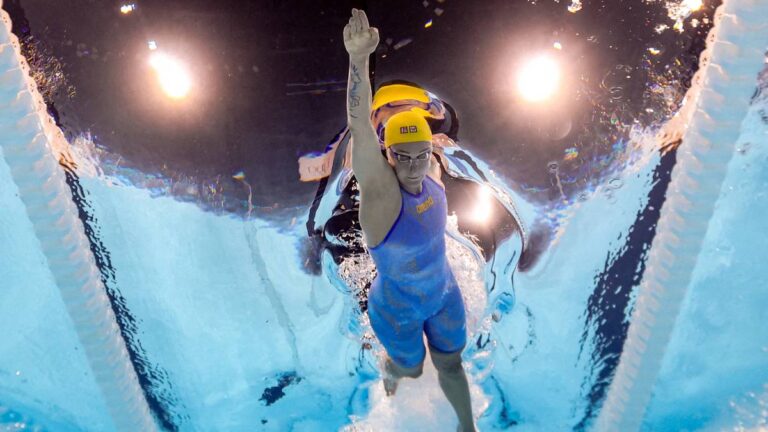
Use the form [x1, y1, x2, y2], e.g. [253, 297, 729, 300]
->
[367, 175, 467, 368]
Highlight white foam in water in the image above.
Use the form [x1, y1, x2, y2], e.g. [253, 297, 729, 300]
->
[345, 215, 490, 431]
[344, 347, 489, 432]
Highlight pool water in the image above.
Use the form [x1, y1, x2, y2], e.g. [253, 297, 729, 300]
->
[1, 2, 767, 431]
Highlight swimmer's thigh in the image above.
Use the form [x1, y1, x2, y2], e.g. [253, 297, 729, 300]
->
[368, 301, 426, 369]
[424, 285, 467, 354]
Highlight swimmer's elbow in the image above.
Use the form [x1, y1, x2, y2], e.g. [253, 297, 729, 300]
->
[347, 116, 375, 137]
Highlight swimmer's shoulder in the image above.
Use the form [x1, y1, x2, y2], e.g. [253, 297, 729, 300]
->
[359, 168, 402, 248]
[427, 155, 444, 189]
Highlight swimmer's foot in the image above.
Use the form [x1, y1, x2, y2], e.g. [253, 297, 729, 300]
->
[382, 358, 400, 396]
[383, 374, 399, 396]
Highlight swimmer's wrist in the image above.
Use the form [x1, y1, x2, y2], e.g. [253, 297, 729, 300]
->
[349, 53, 370, 63]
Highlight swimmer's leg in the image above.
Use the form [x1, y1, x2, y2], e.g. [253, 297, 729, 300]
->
[367, 297, 426, 396]
[383, 356, 423, 396]
[429, 345, 475, 432]
[424, 285, 474, 431]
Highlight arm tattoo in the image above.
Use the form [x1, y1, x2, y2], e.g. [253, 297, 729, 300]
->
[349, 64, 363, 108]
[351, 64, 362, 83]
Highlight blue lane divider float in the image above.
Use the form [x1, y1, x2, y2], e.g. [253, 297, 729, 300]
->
[0, 5, 157, 432]
[596, 1, 768, 431]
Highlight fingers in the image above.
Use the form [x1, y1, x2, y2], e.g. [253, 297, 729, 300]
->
[350, 8, 370, 34]
[352, 9, 361, 33]
[359, 9, 370, 30]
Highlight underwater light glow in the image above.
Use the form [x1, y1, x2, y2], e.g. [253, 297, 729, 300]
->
[517, 55, 561, 102]
[683, 0, 703, 11]
[568, 0, 583, 13]
[120, 4, 136, 14]
[470, 184, 493, 223]
[149, 52, 191, 100]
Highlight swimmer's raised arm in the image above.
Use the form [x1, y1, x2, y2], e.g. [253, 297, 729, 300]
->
[343, 9, 395, 192]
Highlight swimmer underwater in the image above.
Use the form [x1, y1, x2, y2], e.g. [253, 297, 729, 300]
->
[344, 8, 476, 432]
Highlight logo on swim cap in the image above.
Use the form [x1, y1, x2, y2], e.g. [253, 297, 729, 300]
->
[385, 110, 432, 148]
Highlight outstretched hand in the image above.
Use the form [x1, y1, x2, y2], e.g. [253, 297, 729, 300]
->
[344, 8, 379, 58]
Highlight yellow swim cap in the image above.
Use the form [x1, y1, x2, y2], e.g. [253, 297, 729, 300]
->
[372, 84, 430, 111]
[384, 109, 433, 148]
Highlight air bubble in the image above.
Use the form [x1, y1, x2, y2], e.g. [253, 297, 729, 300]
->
[548, 161, 559, 172]
[608, 178, 624, 189]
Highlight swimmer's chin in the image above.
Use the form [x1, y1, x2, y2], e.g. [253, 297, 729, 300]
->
[402, 175, 424, 184]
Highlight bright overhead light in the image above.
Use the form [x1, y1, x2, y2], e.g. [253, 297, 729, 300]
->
[149, 53, 192, 100]
[683, 0, 703, 11]
[517, 55, 561, 102]
[120, 4, 136, 14]
[470, 184, 493, 224]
